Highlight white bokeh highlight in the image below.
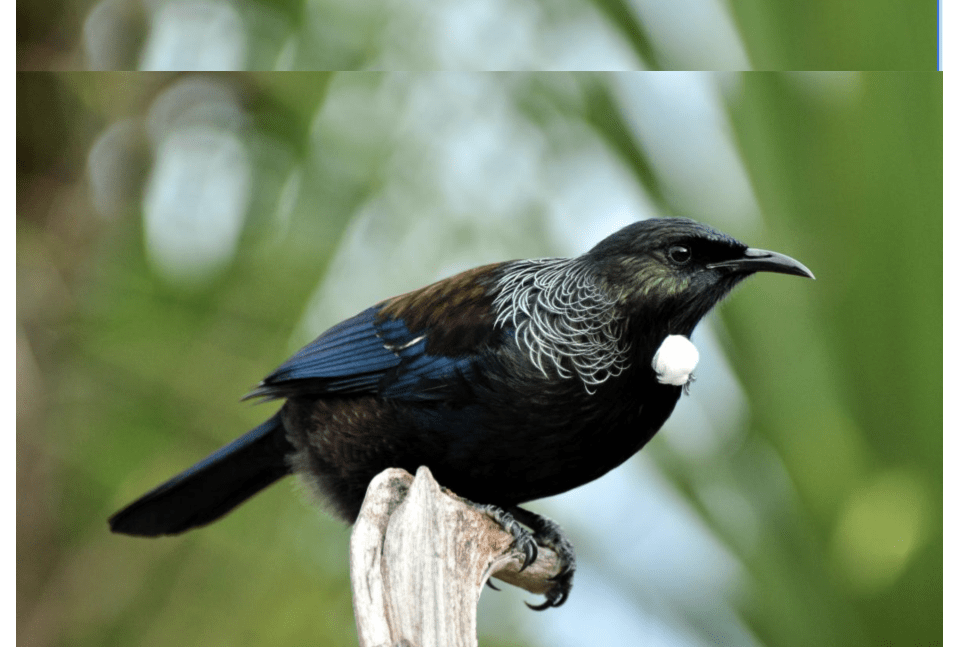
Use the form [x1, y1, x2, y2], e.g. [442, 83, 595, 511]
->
[143, 127, 251, 284]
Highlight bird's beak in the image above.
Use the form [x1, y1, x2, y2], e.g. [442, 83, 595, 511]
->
[708, 248, 815, 279]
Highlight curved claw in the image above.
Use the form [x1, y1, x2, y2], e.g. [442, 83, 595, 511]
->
[476, 503, 576, 610]
[506, 506, 576, 611]
[525, 582, 570, 611]
[526, 573, 573, 610]
[486, 580, 501, 592]
[517, 535, 538, 572]
[476, 503, 539, 571]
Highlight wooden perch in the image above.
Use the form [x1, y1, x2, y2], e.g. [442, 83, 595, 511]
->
[350, 466, 562, 647]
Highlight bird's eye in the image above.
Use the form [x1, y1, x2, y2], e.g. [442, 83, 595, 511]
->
[669, 245, 691, 264]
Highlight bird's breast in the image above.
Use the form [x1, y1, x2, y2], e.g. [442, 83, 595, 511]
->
[424, 359, 682, 505]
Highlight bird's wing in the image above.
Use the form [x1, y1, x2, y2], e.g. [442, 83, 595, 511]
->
[247, 263, 505, 402]
[247, 305, 401, 399]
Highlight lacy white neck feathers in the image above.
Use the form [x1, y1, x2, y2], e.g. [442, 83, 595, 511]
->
[493, 258, 630, 393]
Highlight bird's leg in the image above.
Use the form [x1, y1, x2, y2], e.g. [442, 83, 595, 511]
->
[507, 506, 576, 610]
[475, 502, 576, 609]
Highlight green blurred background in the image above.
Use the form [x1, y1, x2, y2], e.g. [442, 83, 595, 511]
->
[17, 71, 941, 647]
[17, 0, 938, 70]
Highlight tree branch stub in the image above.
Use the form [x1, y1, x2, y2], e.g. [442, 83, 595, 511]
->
[350, 467, 561, 647]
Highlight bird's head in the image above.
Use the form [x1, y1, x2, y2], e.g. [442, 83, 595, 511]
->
[583, 218, 814, 337]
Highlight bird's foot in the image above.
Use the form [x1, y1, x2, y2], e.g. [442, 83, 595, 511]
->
[476, 504, 539, 571]
[509, 506, 576, 610]
[478, 504, 576, 610]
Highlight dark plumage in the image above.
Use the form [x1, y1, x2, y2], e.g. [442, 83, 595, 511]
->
[109, 217, 813, 608]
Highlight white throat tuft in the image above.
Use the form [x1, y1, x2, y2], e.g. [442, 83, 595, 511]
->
[652, 335, 699, 386]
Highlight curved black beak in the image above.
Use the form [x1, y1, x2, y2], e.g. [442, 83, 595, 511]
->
[708, 247, 815, 279]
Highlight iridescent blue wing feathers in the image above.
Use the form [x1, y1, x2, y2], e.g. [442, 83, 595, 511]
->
[246, 306, 400, 399]
[247, 265, 504, 402]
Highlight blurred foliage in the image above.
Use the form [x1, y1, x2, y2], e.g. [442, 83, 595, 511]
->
[16, 0, 937, 70]
[724, 74, 942, 646]
[725, 1, 936, 70]
[17, 70, 940, 647]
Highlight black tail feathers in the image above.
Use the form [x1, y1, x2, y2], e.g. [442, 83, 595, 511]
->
[109, 413, 294, 537]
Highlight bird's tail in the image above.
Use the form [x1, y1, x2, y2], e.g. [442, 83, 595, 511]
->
[109, 413, 294, 537]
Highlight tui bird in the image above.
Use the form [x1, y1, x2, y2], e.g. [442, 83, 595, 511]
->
[109, 217, 813, 608]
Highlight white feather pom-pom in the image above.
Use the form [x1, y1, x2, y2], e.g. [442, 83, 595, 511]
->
[652, 335, 699, 386]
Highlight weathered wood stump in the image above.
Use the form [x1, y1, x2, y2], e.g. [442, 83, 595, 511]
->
[350, 466, 562, 647]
